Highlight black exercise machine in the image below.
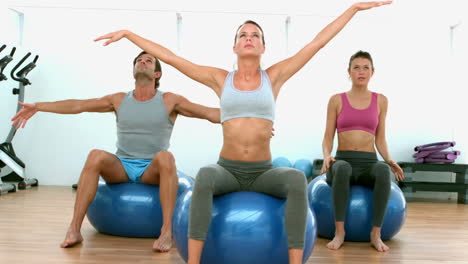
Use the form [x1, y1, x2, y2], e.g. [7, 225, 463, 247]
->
[0, 44, 17, 195]
[0, 46, 39, 190]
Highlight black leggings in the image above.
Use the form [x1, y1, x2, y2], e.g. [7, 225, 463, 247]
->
[326, 151, 391, 227]
[189, 158, 308, 249]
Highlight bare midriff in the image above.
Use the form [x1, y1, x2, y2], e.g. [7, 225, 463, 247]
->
[220, 117, 273, 162]
[337, 130, 376, 153]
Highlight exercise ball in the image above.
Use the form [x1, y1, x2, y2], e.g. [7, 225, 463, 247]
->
[273, 156, 292, 168]
[307, 175, 406, 241]
[293, 159, 313, 180]
[173, 191, 317, 264]
[87, 170, 193, 238]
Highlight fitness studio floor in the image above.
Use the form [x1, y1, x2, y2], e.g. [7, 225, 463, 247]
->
[1, 186, 467, 264]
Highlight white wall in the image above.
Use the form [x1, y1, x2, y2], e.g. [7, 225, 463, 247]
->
[1, 0, 466, 186]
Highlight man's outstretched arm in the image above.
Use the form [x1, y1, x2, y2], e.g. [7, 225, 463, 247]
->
[11, 93, 122, 129]
[171, 94, 220, 124]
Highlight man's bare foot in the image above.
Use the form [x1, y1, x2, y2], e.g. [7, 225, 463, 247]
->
[370, 232, 389, 252]
[152, 232, 172, 252]
[60, 229, 83, 248]
[326, 232, 345, 250]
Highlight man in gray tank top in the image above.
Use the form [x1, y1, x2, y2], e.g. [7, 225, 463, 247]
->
[11, 51, 220, 252]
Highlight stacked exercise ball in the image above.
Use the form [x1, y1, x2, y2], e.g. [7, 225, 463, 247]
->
[272, 156, 293, 168]
[292, 159, 314, 180]
[86, 170, 193, 238]
[273, 156, 313, 180]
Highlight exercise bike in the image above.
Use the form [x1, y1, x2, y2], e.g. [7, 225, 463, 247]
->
[0, 44, 17, 195]
[0, 47, 39, 190]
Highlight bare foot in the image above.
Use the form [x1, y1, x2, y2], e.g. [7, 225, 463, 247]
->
[370, 233, 389, 252]
[60, 229, 83, 248]
[326, 233, 345, 250]
[152, 232, 172, 252]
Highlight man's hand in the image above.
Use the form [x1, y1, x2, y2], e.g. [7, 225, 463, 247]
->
[11, 102, 38, 129]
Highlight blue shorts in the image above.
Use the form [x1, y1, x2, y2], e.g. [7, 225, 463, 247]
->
[118, 158, 152, 183]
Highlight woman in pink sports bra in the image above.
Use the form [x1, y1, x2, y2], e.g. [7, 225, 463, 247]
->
[320, 51, 405, 252]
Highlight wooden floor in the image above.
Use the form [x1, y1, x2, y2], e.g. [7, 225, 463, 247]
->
[1, 186, 467, 264]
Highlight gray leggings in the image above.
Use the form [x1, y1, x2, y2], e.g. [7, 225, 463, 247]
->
[326, 151, 391, 227]
[189, 158, 308, 249]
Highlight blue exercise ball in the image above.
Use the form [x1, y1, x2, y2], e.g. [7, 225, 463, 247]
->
[293, 159, 313, 179]
[307, 175, 406, 241]
[273, 156, 292, 168]
[87, 170, 193, 238]
[173, 191, 317, 264]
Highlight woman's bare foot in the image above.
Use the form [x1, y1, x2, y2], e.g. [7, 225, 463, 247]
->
[370, 230, 389, 252]
[326, 231, 345, 250]
[152, 231, 172, 252]
[60, 228, 84, 248]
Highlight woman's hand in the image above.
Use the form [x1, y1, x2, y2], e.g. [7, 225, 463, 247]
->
[320, 156, 336, 175]
[94, 30, 129, 46]
[387, 160, 405, 181]
[353, 1, 393, 11]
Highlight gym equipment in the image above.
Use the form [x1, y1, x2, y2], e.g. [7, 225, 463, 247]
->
[173, 191, 317, 264]
[414, 141, 455, 152]
[414, 150, 460, 160]
[86, 171, 193, 238]
[397, 161, 468, 204]
[0, 49, 39, 189]
[272, 156, 292, 168]
[0, 44, 15, 81]
[293, 159, 313, 180]
[413, 141, 460, 163]
[308, 175, 406, 241]
[0, 44, 17, 195]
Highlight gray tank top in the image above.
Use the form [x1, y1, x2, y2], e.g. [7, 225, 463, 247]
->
[220, 70, 275, 123]
[115, 90, 174, 159]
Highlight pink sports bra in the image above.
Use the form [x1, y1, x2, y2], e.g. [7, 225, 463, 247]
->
[336, 92, 379, 135]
